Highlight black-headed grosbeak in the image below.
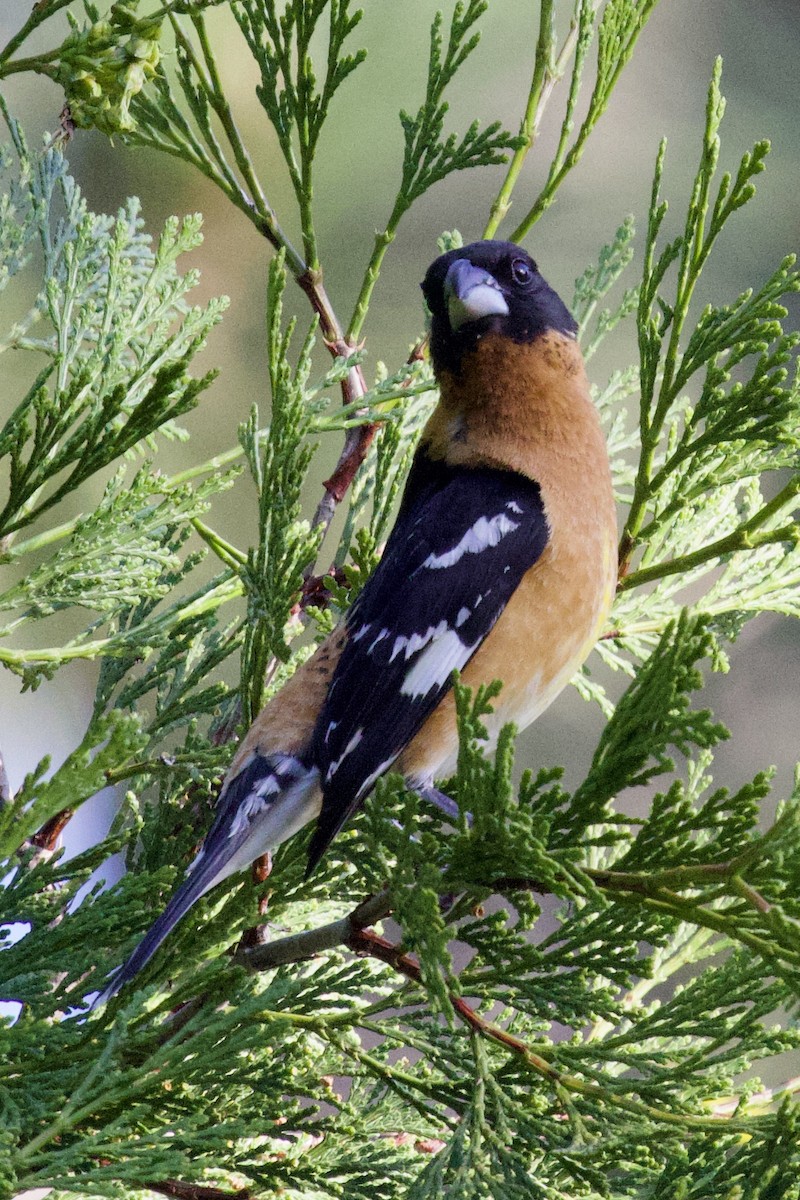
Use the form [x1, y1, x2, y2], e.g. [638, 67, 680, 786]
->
[97, 240, 617, 1004]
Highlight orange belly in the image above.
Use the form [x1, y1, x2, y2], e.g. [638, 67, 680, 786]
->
[397, 522, 617, 785]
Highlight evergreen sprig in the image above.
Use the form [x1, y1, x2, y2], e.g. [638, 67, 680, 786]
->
[486, 0, 662, 241]
[573, 214, 639, 360]
[516, 0, 661, 235]
[620, 62, 800, 582]
[0, 111, 239, 694]
[346, 1, 517, 342]
[571, 62, 800, 713]
[0, 111, 226, 541]
[0, 469, 228, 621]
[397, 2, 515, 203]
[238, 252, 322, 724]
[234, 0, 366, 269]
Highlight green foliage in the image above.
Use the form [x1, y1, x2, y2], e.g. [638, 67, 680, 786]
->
[570, 611, 729, 828]
[599, 61, 800, 694]
[0, 3, 799, 1199]
[0, 110, 225, 541]
[519, 0, 657, 226]
[57, 2, 163, 135]
[238, 252, 322, 723]
[234, 0, 366, 268]
[485, 0, 661, 239]
[572, 215, 639, 360]
[397, 2, 516, 208]
[348, 0, 517, 341]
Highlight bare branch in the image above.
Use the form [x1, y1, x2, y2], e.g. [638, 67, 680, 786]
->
[236, 888, 392, 971]
[149, 1179, 252, 1200]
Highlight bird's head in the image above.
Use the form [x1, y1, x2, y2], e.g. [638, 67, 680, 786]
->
[421, 240, 577, 376]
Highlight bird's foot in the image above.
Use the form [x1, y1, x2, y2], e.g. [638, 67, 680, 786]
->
[416, 785, 472, 826]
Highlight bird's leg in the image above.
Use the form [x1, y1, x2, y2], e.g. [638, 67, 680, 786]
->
[414, 787, 471, 915]
[416, 785, 471, 826]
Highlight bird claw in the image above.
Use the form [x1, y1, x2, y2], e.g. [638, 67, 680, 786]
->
[416, 785, 472, 826]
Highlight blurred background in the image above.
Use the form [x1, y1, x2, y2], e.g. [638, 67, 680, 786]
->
[0, 0, 798, 860]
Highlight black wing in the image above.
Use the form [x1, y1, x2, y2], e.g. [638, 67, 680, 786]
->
[305, 453, 549, 869]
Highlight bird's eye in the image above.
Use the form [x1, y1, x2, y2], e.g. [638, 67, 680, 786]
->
[510, 258, 534, 286]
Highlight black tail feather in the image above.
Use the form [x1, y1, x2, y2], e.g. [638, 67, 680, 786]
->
[92, 860, 221, 1008]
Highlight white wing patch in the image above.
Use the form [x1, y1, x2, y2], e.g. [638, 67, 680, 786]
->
[216, 754, 314, 843]
[401, 629, 479, 698]
[356, 755, 399, 801]
[228, 774, 280, 838]
[325, 728, 364, 782]
[368, 628, 390, 653]
[422, 511, 519, 570]
[390, 620, 449, 663]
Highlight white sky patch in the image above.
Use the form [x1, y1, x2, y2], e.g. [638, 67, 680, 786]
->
[423, 512, 519, 570]
[401, 630, 479, 698]
[326, 728, 364, 782]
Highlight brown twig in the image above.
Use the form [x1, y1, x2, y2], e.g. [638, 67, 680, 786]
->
[307, 333, 429, 547]
[344, 925, 540, 1058]
[294, 267, 377, 553]
[236, 888, 393, 972]
[236, 894, 556, 1067]
[236, 857, 746, 980]
[617, 531, 635, 580]
[181, 873, 764, 1136]
[296, 564, 349, 614]
[310, 421, 378, 539]
[340, 925, 755, 1133]
[239, 853, 273, 950]
[149, 1180, 251, 1200]
[31, 807, 74, 851]
[296, 268, 344, 345]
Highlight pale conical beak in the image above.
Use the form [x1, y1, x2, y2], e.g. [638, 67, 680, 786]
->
[444, 259, 509, 330]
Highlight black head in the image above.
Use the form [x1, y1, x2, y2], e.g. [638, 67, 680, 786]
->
[421, 240, 577, 375]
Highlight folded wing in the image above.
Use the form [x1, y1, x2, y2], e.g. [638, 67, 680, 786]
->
[306, 455, 550, 868]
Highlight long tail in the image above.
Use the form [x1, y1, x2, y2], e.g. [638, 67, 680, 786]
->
[93, 754, 321, 1007]
[92, 858, 222, 1009]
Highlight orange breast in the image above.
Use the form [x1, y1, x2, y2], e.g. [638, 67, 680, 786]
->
[398, 329, 617, 783]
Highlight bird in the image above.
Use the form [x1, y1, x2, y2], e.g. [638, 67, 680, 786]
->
[94, 239, 617, 1005]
